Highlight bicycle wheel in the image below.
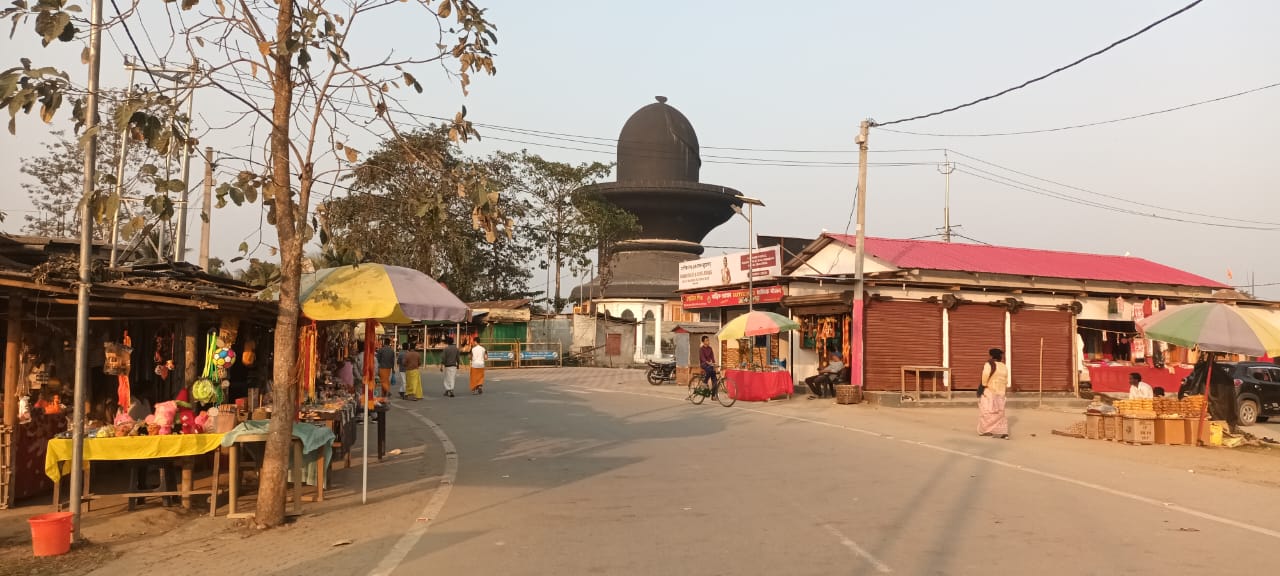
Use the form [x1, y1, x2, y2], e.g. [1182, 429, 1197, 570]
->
[689, 382, 706, 404]
[717, 376, 737, 407]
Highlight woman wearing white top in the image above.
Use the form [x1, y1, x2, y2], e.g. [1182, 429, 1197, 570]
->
[978, 348, 1010, 439]
[469, 339, 487, 395]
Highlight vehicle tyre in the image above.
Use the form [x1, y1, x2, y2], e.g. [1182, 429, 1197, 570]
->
[717, 378, 737, 407]
[647, 369, 663, 386]
[1238, 399, 1260, 426]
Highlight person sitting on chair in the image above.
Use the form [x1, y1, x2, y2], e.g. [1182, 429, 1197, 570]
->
[806, 352, 845, 399]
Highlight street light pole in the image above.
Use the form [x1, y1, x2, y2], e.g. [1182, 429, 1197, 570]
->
[851, 120, 870, 388]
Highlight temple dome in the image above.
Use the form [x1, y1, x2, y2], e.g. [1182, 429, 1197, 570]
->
[616, 96, 701, 183]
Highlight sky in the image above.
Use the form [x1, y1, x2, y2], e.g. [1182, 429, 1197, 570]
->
[1, 0, 1277, 299]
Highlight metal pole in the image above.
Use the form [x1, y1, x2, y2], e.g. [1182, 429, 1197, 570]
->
[198, 146, 214, 269]
[173, 65, 197, 262]
[108, 65, 137, 268]
[851, 120, 870, 387]
[70, 0, 104, 542]
[939, 155, 954, 243]
[747, 204, 754, 313]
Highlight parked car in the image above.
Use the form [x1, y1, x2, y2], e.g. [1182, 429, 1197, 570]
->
[1181, 361, 1280, 426]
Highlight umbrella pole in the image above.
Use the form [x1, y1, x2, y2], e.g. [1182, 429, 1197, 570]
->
[1197, 353, 1213, 447]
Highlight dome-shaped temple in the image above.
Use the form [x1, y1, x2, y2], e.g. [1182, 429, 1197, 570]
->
[616, 96, 702, 183]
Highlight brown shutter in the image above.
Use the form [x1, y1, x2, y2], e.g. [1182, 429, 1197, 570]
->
[864, 301, 943, 391]
[948, 304, 1006, 391]
[1010, 310, 1073, 392]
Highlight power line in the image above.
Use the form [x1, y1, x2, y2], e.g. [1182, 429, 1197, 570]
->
[878, 80, 1280, 137]
[873, 0, 1207, 127]
[948, 149, 1280, 227]
[108, 0, 162, 92]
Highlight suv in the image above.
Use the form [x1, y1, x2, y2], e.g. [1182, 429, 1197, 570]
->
[1183, 361, 1280, 426]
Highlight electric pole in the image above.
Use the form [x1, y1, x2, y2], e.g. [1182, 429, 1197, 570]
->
[108, 62, 137, 268]
[851, 120, 870, 388]
[938, 152, 955, 243]
[71, 0, 104, 543]
[199, 146, 214, 270]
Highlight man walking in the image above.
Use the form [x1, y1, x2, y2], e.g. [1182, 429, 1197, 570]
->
[440, 336, 460, 397]
[402, 342, 422, 400]
[470, 338, 487, 395]
[376, 338, 395, 399]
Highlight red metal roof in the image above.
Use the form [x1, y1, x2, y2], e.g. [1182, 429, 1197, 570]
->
[824, 234, 1227, 288]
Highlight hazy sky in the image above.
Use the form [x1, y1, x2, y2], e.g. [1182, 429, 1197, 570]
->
[1, 0, 1277, 298]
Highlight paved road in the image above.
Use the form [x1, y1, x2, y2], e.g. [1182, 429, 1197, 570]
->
[377, 368, 1280, 576]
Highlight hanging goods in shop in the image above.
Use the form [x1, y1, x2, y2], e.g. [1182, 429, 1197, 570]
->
[115, 331, 133, 410]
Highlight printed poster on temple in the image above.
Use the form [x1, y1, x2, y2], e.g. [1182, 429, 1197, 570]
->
[678, 246, 782, 291]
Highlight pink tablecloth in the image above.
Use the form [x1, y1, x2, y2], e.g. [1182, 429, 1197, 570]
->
[726, 370, 793, 402]
[1087, 365, 1191, 394]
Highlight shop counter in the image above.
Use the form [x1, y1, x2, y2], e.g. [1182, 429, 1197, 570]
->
[725, 369, 793, 402]
[45, 433, 225, 516]
[1087, 365, 1192, 394]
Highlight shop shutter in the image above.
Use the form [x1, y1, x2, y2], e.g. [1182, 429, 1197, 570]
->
[948, 305, 1006, 391]
[1010, 310, 1073, 392]
[864, 301, 943, 391]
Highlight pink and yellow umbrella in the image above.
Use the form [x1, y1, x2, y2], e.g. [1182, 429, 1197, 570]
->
[716, 310, 800, 340]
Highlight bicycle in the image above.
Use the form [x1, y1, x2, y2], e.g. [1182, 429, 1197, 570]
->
[687, 366, 737, 407]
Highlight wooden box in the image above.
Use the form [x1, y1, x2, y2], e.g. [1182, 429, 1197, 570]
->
[1155, 418, 1185, 445]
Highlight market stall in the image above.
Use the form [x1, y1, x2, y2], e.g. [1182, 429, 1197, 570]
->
[725, 369, 792, 401]
[716, 311, 798, 403]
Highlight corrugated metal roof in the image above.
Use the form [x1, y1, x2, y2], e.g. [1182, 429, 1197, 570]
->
[824, 235, 1227, 288]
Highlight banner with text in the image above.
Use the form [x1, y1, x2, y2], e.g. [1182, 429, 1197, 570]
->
[678, 246, 782, 291]
[681, 285, 785, 309]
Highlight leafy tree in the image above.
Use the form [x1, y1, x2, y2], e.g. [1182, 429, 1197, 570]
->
[237, 258, 280, 288]
[205, 256, 231, 277]
[498, 151, 614, 313]
[4, 0, 499, 527]
[572, 190, 641, 297]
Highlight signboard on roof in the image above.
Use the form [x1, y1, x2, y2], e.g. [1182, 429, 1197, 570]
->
[678, 246, 782, 291]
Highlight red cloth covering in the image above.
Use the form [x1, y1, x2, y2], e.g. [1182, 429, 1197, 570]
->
[1087, 365, 1191, 394]
[726, 369, 793, 402]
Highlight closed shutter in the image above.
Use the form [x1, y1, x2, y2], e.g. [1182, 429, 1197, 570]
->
[865, 301, 943, 391]
[948, 305, 1006, 391]
[1010, 310, 1072, 392]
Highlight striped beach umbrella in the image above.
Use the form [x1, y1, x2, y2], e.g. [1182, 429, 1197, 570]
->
[1138, 303, 1280, 357]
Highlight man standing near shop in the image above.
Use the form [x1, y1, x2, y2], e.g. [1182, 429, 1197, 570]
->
[440, 336, 460, 397]
[376, 337, 396, 399]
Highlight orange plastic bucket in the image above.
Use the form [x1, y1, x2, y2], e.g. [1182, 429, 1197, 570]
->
[28, 512, 73, 556]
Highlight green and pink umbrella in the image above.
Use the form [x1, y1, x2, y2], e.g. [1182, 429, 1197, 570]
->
[717, 310, 800, 340]
[1137, 303, 1280, 357]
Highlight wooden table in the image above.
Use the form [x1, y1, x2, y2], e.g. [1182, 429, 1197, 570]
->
[226, 435, 312, 518]
[901, 366, 952, 400]
[46, 434, 225, 517]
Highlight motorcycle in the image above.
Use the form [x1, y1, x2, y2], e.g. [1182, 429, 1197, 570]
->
[646, 359, 677, 386]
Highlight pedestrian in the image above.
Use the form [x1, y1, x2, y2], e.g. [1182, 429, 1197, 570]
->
[699, 335, 719, 398]
[336, 355, 354, 392]
[470, 338, 487, 395]
[977, 348, 1010, 439]
[395, 343, 409, 399]
[440, 336, 459, 397]
[402, 342, 422, 400]
[376, 337, 395, 399]
[1128, 372, 1154, 399]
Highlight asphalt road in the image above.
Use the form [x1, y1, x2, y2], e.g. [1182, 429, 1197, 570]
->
[383, 368, 1280, 576]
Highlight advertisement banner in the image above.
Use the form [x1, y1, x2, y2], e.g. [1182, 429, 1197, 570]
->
[681, 285, 785, 309]
[678, 246, 782, 291]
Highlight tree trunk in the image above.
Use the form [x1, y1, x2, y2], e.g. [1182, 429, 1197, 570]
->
[256, 0, 299, 528]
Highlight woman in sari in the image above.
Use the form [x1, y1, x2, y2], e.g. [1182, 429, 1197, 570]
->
[978, 348, 1010, 439]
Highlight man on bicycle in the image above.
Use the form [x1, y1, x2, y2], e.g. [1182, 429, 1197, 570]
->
[700, 336, 720, 398]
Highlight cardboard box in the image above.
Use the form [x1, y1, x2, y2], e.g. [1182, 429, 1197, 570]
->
[1121, 416, 1155, 445]
[1155, 418, 1186, 445]
[1085, 413, 1103, 439]
[1102, 414, 1120, 441]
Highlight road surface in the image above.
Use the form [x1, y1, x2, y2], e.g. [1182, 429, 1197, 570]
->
[372, 368, 1280, 576]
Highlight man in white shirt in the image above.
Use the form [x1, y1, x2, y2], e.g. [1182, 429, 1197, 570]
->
[1129, 372, 1154, 399]
[469, 339, 487, 395]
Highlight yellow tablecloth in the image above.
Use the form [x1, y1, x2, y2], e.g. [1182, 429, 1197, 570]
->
[45, 433, 225, 481]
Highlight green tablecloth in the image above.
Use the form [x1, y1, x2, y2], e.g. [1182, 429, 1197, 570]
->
[221, 421, 335, 487]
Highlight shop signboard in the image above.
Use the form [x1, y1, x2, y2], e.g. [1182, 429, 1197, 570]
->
[486, 350, 515, 361]
[520, 350, 559, 361]
[678, 246, 782, 291]
[681, 285, 785, 309]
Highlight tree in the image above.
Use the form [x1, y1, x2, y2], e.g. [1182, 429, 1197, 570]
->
[499, 151, 613, 313]
[5, 0, 499, 527]
[205, 256, 231, 277]
[21, 102, 161, 241]
[572, 190, 640, 297]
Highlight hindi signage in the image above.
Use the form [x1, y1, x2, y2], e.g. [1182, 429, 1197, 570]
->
[680, 285, 785, 309]
[678, 246, 782, 291]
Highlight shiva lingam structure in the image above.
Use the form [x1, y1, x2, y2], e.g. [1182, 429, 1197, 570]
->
[572, 97, 745, 362]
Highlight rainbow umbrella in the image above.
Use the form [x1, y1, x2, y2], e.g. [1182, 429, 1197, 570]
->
[717, 310, 800, 340]
[1137, 303, 1280, 357]
[299, 263, 469, 324]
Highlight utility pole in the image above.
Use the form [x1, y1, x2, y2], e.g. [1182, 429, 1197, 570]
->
[851, 120, 870, 388]
[938, 152, 955, 243]
[71, 0, 104, 543]
[108, 62, 137, 268]
[173, 63, 198, 262]
[199, 146, 214, 270]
